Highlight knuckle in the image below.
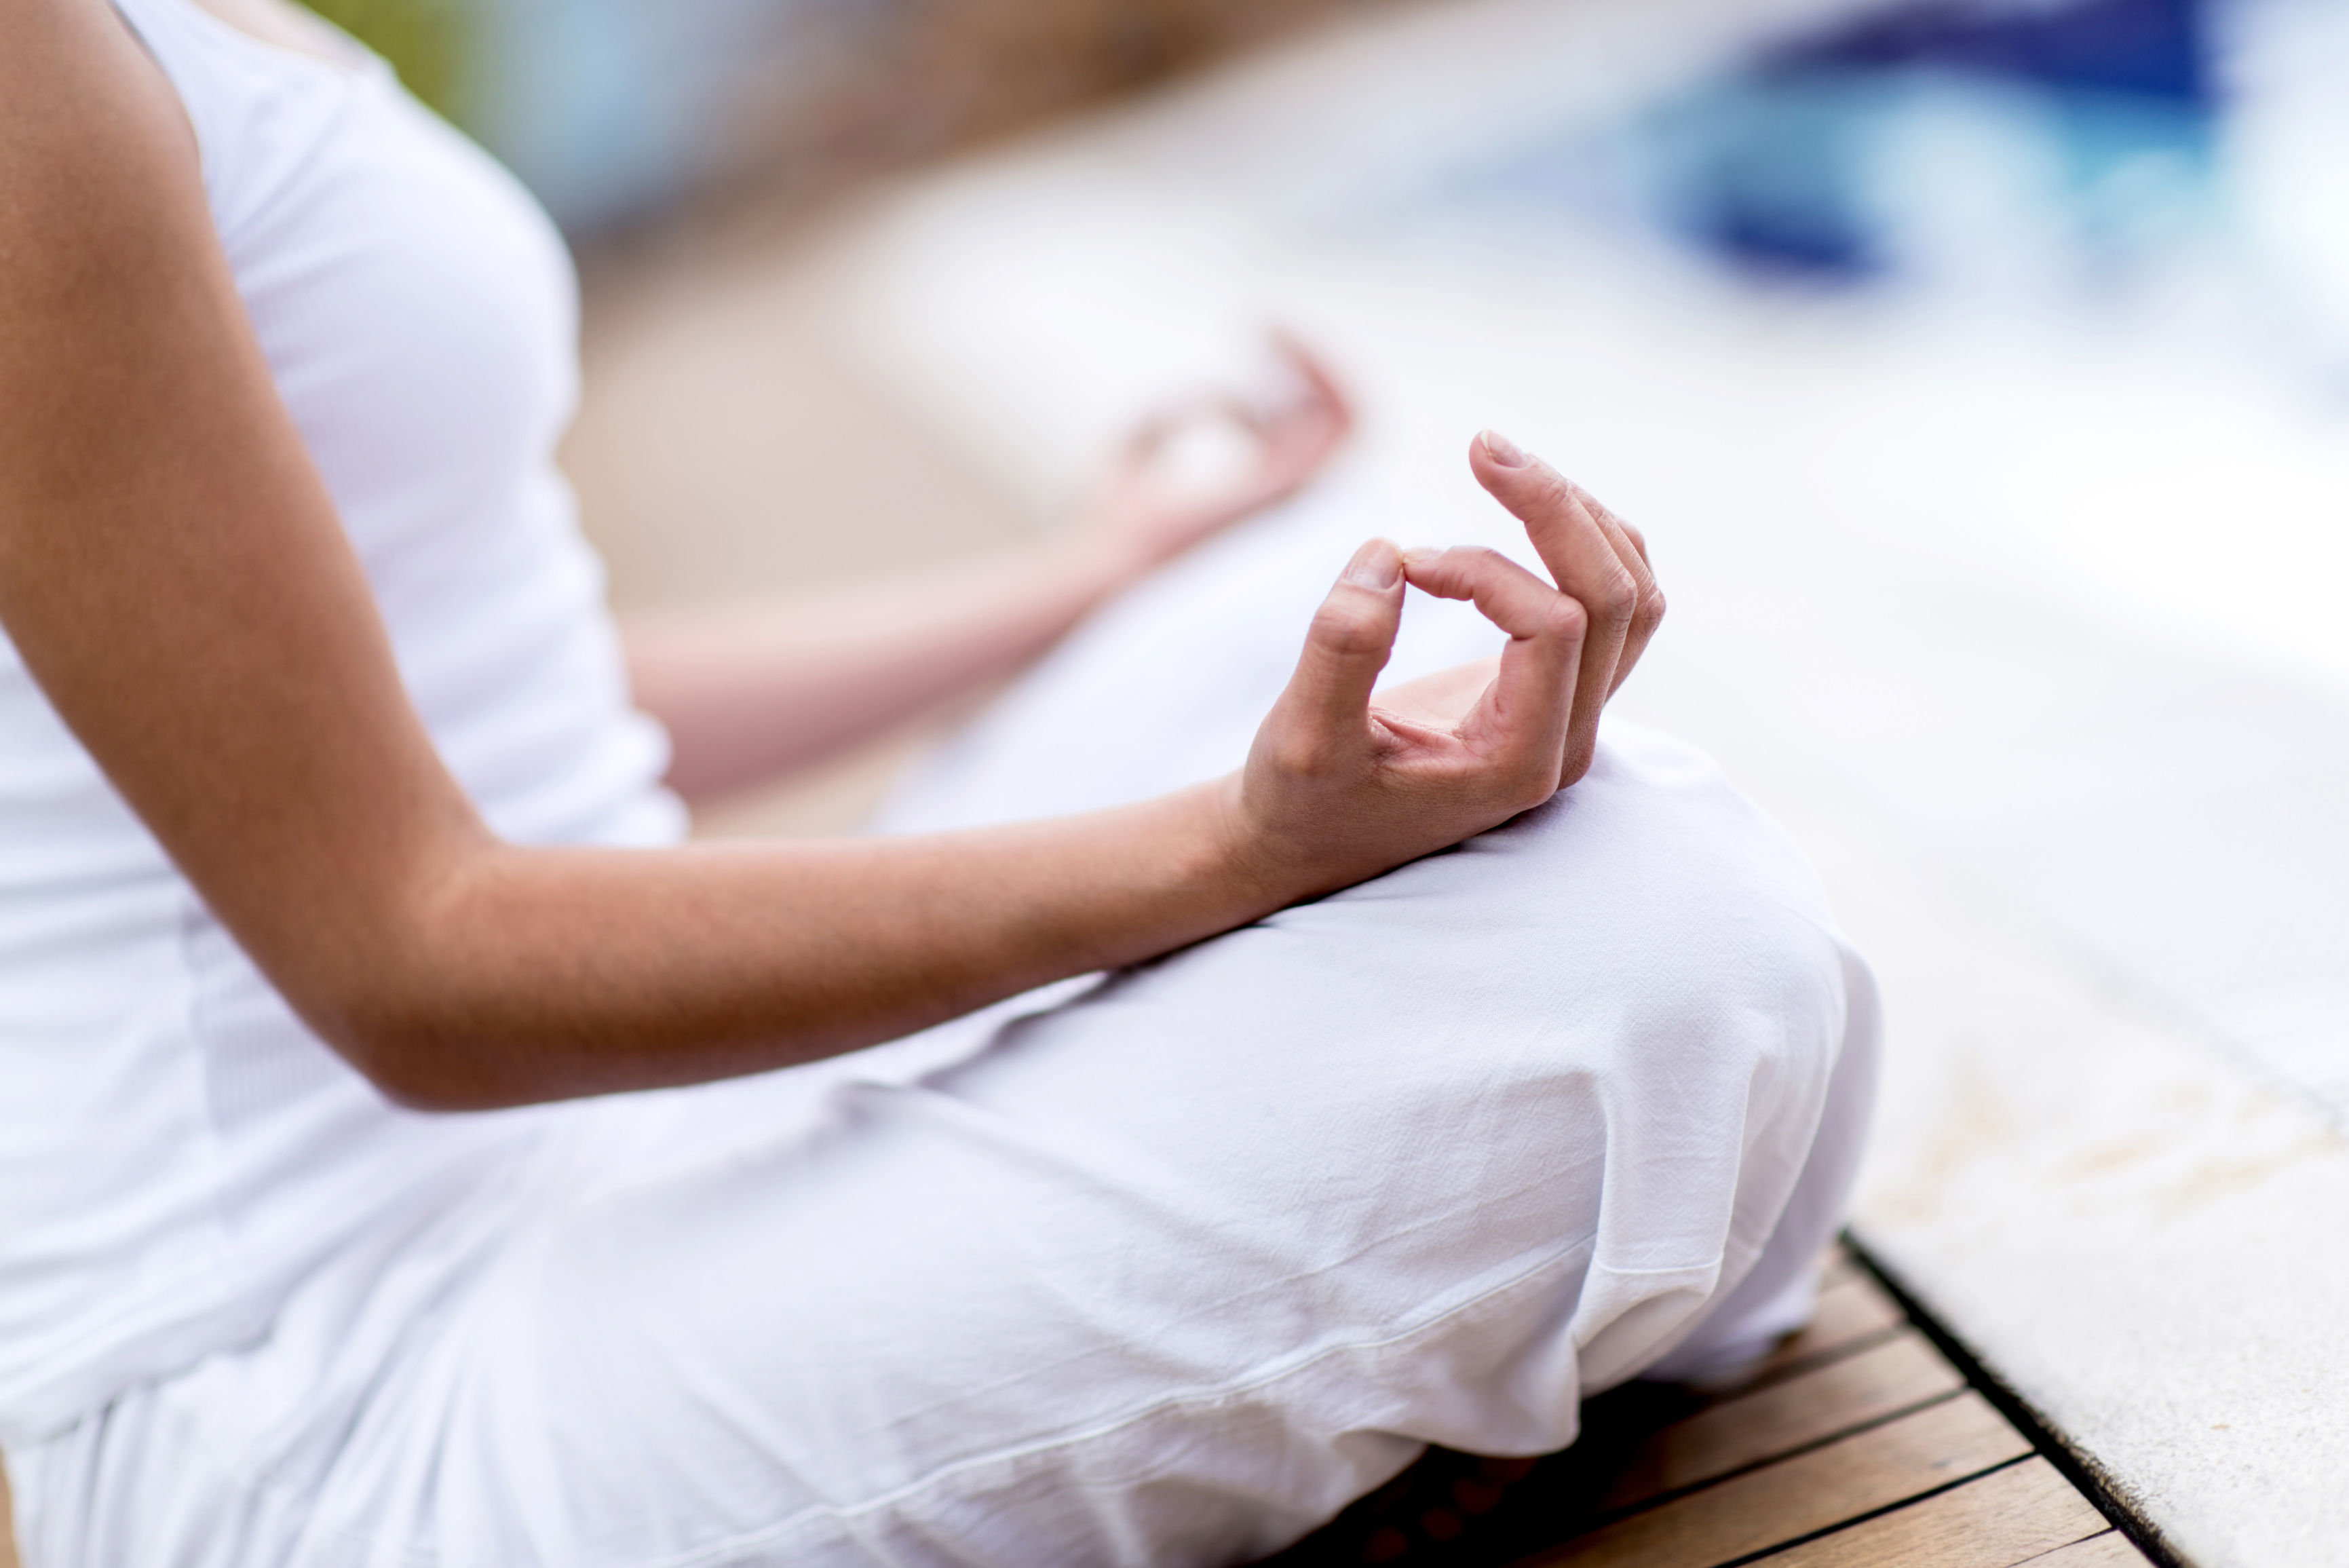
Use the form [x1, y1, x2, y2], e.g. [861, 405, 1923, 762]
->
[1591, 566, 1640, 628]
[1496, 754, 1562, 814]
[1544, 595, 1589, 641]
[1257, 719, 1337, 780]
[1636, 586, 1667, 635]
[1527, 472, 1581, 518]
[1270, 738, 1331, 780]
[1310, 602, 1390, 659]
[1521, 754, 1566, 803]
[1558, 735, 1599, 788]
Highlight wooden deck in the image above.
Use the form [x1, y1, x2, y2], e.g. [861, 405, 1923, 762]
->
[1260, 1249, 2158, 1568]
[0, 1253, 2150, 1568]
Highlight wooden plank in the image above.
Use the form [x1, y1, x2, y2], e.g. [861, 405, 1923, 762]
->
[2023, 1531, 2156, 1567]
[1720, 1275, 1906, 1393]
[1749, 1459, 2108, 1567]
[1511, 1393, 2031, 1568]
[1790, 1274, 1905, 1351]
[1603, 1331, 1967, 1508]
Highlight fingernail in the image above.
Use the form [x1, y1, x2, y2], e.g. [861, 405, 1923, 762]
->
[1341, 538, 1401, 590]
[1400, 546, 1440, 567]
[1478, 428, 1530, 468]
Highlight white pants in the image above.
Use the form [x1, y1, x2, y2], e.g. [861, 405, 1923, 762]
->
[12, 491, 1878, 1568]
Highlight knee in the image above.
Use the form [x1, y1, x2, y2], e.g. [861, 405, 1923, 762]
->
[1327, 721, 1858, 1101]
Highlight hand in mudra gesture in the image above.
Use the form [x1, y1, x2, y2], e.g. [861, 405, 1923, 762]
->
[1233, 430, 1665, 899]
[7, 0, 1672, 1117]
[1080, 334, 1356, 575]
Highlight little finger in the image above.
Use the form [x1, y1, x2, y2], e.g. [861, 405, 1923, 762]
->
[1569, 486, 1666, 694]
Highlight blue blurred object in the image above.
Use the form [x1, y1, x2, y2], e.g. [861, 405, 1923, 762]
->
[417, 0, 904, 235]
[1446, 0, 2234, 300]
[1670, 0, 2217, 281]
[1787, 0, 2210, 102]
[1644, 0, 2208, 282]
[460, 0, 830, 233]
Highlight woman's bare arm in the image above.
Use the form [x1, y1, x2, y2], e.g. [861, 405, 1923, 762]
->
[626, 347, 1355, 803]
[0, 0, 1658, 1113]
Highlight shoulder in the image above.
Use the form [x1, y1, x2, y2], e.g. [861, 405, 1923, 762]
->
[1, 0, 199, 202]
[1, 0, 214, 344]
[0, 0, 239, 596]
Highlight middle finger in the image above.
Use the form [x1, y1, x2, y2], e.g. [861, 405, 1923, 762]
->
[1466, 431, 1638, 776]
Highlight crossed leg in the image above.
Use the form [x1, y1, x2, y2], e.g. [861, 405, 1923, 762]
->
[388, 720, 1873, 1566]
[16, 492, 1875, 1568]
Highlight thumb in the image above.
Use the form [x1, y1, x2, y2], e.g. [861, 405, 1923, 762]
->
[1280, 538, 1405, 738]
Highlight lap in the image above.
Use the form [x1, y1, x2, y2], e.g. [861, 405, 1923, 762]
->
[384, 729, 1861, 1565]
[19, 499, 1875, 1568]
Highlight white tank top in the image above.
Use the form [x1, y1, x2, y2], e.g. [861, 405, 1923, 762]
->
[0, 0, 687, 1444]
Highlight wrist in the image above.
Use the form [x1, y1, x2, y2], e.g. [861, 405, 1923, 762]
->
[1055, 510, 1166, 598]
[1188, 771, 1309, 921]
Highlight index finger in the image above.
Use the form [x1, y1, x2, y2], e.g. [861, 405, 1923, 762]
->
[1398, 545, 1583, 795]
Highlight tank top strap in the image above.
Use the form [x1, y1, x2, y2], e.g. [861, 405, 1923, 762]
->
[109, 0, 377, 245]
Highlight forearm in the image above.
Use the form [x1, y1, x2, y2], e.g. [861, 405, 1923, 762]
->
[7, 3, 1649, 1132]
[626, 339, 1361, 805]
[317, 776, 1272, 1110]
[626, 535, 1145, 803]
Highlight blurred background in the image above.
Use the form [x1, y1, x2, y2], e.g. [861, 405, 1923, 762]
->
[332, 0, 2349, 1107]
[303, 1, 2349, 1553]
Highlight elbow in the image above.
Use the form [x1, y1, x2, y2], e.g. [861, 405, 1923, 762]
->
[278, 841, 546, 1113]
[354, 1037, 537, 1113]
[301, 991, 533, 1114]
[358, 1049, 514, 1114]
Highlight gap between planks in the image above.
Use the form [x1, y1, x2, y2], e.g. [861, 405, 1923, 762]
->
[1516, 1392, 2033, 1567]
[1501, 1253, 2154, 1568]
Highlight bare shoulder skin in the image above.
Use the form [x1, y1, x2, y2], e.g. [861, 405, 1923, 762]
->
[0, 0, 1662, 1111]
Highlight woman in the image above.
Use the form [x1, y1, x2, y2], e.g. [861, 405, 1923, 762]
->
[0, 0, 1877, 1563]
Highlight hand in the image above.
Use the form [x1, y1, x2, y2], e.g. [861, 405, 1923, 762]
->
[1077, 333, 1354, 578]
[1407, 432, 1664, 781]
[1229, 431, 1664, 899]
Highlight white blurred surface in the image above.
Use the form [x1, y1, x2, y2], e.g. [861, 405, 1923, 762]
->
[569, 0, 2349, 1556]
[782, 0, 2349, 1557]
